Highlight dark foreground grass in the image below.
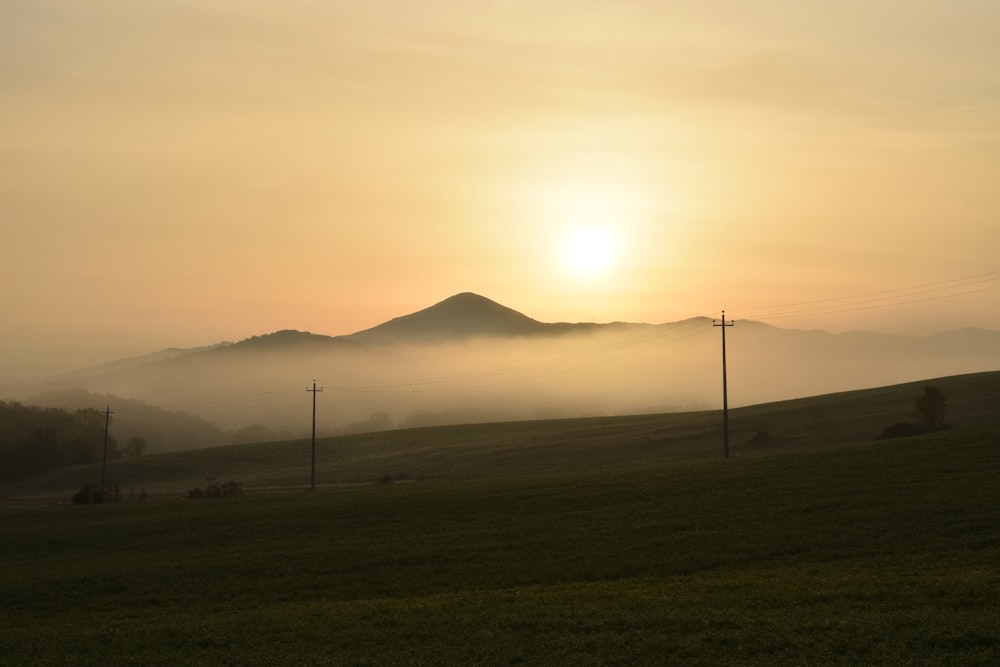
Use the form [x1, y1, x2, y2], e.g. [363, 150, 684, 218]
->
[2, 425, 999, 665]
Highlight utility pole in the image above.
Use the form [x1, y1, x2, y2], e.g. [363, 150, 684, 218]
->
[307, 381, 324, 490]
[713, 311, 734, 458]
[100, 405, 116, 501]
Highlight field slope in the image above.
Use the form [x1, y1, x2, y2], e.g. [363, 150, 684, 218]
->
[4, 371, 999, 498]
[2, 372, 999, 664]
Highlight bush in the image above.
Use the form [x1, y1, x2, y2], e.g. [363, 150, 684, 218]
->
[878, 386, 951, 440]
[188, 481, 243, 499]
[377, 472, 410, 485]
[877, 422, 939, 440]
[71, 484, 102, 505]
[71, 483, 120, 504]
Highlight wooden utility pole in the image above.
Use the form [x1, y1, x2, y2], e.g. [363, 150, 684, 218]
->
[307, 381, 324, 490]
[713, 312, 734, 458]
[100, 405, 115, 501]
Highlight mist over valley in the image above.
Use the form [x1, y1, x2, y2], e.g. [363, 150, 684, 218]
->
[6, 293, 999, 452]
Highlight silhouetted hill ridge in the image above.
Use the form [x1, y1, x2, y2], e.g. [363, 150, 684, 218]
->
[6, 293, 999, 438]
[345, 292, 675, 345]
[346, 292, 549, 344]
[204, 329, 364, 354]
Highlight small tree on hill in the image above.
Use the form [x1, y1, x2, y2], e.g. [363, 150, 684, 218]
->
[877, 385, 950, 440]
[125, 435, 148, 457]
[914, 385, 947, 431]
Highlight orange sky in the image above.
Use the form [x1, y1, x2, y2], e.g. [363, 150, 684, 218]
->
[2, 1, 999, 377]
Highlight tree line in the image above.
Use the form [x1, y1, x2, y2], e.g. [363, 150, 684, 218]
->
[0, 401, 123, 481]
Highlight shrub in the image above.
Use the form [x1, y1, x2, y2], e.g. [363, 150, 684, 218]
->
[188, 481, 243, 499]
[377, 472, 410, 484]
[71, 484, 102, 505]
[71, 483, 120, 504]
[878, 386, 951, 440]
[877, 422, 934, 440]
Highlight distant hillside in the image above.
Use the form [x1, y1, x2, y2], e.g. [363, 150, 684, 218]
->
[28, 330, 365, 388]
[40, 344, 228, 383]
[172, 329, 367, 359]
[26, 388, 226, 454]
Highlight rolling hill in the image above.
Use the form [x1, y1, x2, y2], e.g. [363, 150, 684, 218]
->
[4, 370, 998, 500]
[3, 372, 999, 664]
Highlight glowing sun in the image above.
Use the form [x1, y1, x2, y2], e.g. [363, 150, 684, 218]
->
[560, 226, 620, 279]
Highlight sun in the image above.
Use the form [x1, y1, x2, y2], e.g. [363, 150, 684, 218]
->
[560, 226, 620, 279]
[519, 160, 649, 284]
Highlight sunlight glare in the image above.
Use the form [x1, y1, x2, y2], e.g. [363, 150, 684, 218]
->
[560, 225, 619, 279]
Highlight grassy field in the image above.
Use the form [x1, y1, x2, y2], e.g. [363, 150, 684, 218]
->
[4, 371, 999, 498]
[2, 372, 999, 664]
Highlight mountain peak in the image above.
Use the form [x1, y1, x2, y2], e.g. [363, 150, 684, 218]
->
[348, 292, 544, 344]
[439, 291, 499, 306]
[429, 292, 528, 317]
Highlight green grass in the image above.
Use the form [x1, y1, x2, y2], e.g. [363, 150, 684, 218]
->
[4, 371, 998, 498]
[2, 372, 999, 664]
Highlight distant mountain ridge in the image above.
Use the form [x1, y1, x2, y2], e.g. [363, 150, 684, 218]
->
[344, 292, 644, 345]
[184, 329, 366, 356]
[25, 292, 1000, 377]
[33, 291, 1000, 375]
[6, 292, 1000, 440]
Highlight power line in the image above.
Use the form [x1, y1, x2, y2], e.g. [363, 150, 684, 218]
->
[738, 269, 1000, 324]
[750, 283, 1000, 322]
[169, 383, 305, 414]
[148, 322, 714, 422]
[148, 269, 1000, 417]
[151, 322, 712, 418]
[338, 324, 698, 388]
[327, 320, 713, 394]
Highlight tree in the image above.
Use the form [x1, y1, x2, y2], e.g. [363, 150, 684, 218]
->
[124, 435, 148, 457]
[914, 385, 947, 431]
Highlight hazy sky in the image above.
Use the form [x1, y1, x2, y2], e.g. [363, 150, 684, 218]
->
[3, 0, 999, 377]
